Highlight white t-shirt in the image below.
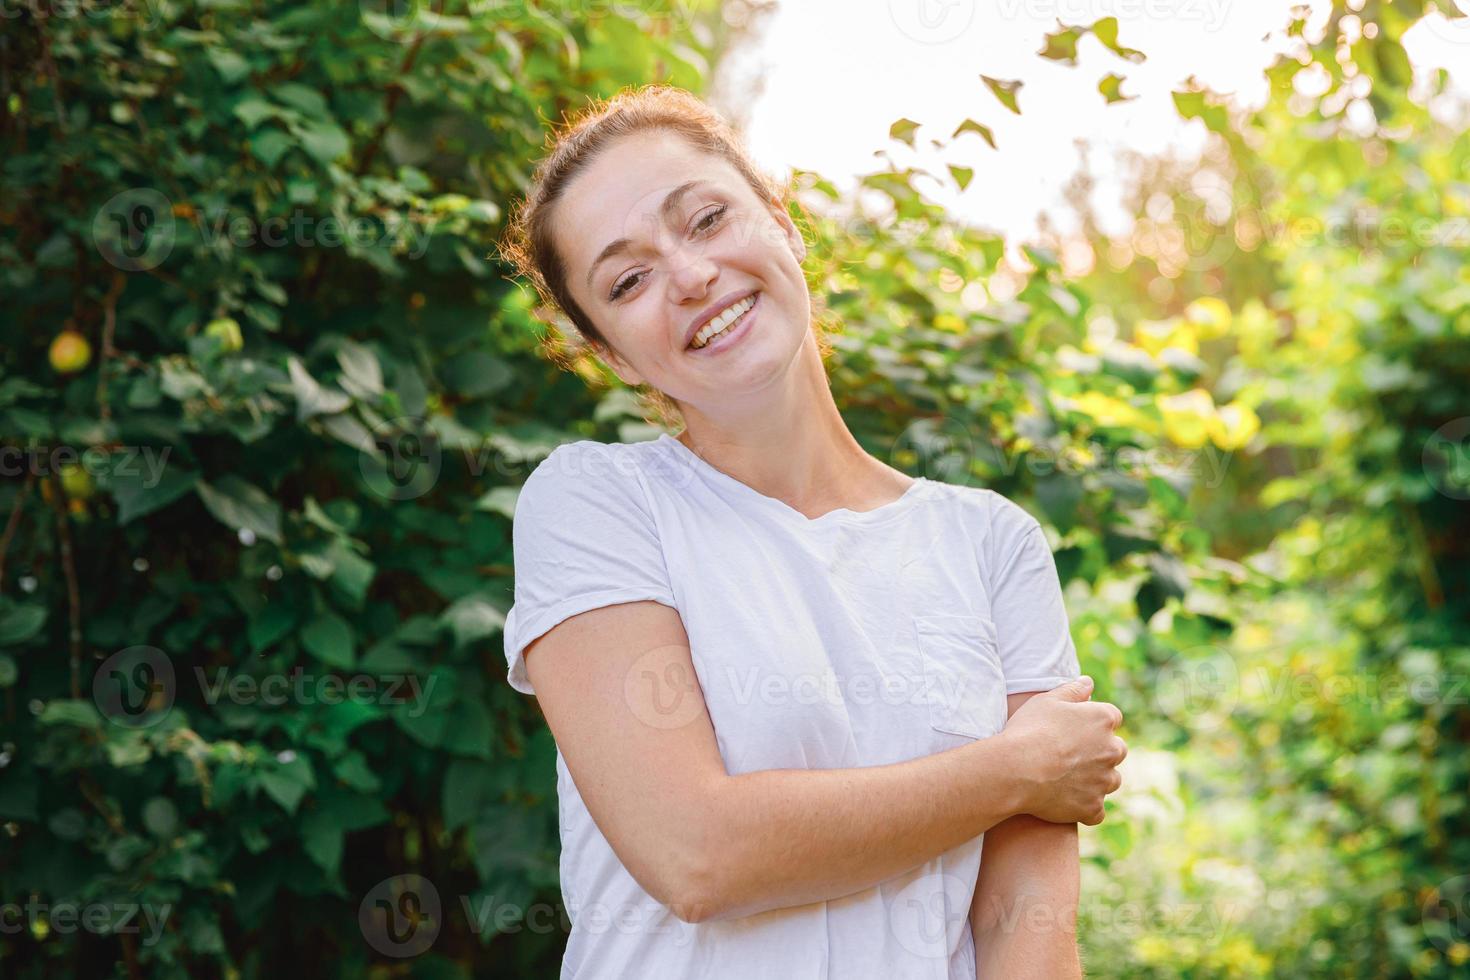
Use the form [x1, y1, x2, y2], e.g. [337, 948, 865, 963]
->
[502, 433, 1081, 980]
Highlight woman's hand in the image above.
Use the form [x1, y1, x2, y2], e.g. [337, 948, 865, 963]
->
[997, 677, 1127, 826]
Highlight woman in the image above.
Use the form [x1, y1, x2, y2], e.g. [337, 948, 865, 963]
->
[497, 84, 1127, 979]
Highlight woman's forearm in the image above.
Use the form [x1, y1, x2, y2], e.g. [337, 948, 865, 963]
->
[971, 815, 1082, 979]
[679, 732, 1032, 922]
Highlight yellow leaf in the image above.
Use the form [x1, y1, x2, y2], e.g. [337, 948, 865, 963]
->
[1208, 401, 1261, 451]
[1133, 319, 1174, 357]
[1070, 391, 1156, 432]
[1185, 296, 1232, 339]
[1159, 388, 1215, 448]
[1134, 318, 1199, 358]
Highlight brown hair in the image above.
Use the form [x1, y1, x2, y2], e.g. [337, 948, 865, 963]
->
[497, 83, 836, 428]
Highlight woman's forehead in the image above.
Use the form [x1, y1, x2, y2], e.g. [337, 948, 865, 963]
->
[560, 140, 746, 278]
[573, 134, 739, 206]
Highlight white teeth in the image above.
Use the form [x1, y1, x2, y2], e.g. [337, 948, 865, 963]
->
[690, 294, 755, 349]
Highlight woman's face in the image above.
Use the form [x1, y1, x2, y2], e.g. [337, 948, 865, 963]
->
[550, 130, 812, 412]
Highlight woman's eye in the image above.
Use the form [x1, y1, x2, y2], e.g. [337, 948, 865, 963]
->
[608, 206, 727, 301]
[610, 271, 644, 301]
[693, 204, 728, 234]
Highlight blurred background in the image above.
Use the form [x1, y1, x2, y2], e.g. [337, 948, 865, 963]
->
[2, 0, 1468, 976]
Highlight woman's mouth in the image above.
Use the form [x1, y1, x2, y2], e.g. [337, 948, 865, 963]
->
[687, 291, 760, 353]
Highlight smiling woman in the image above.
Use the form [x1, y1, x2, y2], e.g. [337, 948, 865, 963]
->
[499, 85, 837, 426]
[495, 84, 1127, 980]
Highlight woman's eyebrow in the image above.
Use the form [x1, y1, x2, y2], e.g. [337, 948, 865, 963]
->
[584, 179, 709, 290]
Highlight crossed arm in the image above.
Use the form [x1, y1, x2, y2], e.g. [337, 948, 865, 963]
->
[970, 690, 1083, 979]
[524, 599, 1103, 946]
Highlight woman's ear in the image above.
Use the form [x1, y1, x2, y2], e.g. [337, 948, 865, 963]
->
[599, 344, 646, 387]
[769, 195, 807, 264]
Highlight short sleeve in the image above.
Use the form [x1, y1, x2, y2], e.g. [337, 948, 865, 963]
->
[502, 442, 677, 696]
[986, 497, 1082, 695]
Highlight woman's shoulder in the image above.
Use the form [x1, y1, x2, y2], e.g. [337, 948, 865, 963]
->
[923, 477, 1043, 535]
[528, 436, 659, 479]
[516, 436, 669, 516]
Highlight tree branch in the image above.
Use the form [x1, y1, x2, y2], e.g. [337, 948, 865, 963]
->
[45, 471, 84, 699]
[0, 470, 35, 593]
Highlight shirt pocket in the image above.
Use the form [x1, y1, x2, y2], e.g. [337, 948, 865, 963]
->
[913, 614, 1007, 740]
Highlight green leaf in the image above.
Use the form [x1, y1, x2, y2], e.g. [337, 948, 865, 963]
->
[472, 486, 519, 519]
[439, 596, 505, 649]
[0, 764, 39, 821]
[1038, 24, 1084, 64]
[334, 752, 381, 793]
[142, 797, 179, 838]
[443, 759, 500, 831]
[888, 117, 921, 148]
[232, 95, 279, 129]
[1099, 73, 1133, 103]
[980, 75, 1023, 114]
[290, 118, 351, 166]
[441, 700, 494, 760]
[207, 48, 251, 84]
[336, 341, 384, 397]
[258, 755, 316, 815]
[113, 466, 198, 525]
[0, 601, 47, 646]
[318, 412, 377, 453]
[196, 476, 283, 544]
[299, 537, 377, 605]
[271, 82, 330, 118]
[301, 612, 355, 669]
[952, 118, 996, 150]
[38, 700, 103, 729]
[288, 356, 351, 420]
[248, 599, 300, 655]
[1091, 17, 1146, 63]
[1373, 39, 1412, 90]
[438, 351, 513, 398]
[50, 807, 88, 841]
[301, 814, 344, 874]
[249, 128, 292, 168]
[0, 653, 16, 687]
[947, 164, 974, 192]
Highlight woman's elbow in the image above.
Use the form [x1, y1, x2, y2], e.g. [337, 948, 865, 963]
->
[641, 813, 730, 923]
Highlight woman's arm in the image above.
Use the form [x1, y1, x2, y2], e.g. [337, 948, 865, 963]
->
[971, 691, 1085, 979]
[524, 599, 1123, 924]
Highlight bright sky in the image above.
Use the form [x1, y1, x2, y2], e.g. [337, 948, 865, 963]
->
[714, 0, 1470, 242]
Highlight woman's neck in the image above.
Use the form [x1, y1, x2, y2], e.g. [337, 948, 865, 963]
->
[672, 336, 914, 516]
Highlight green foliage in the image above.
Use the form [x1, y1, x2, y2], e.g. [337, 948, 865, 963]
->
[1, 1, 1465, 978]
[1061, 4, 1470, 976]
[1, 1, 715, 976]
